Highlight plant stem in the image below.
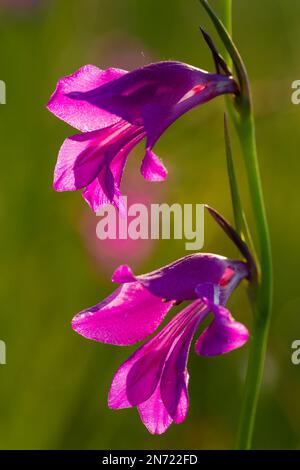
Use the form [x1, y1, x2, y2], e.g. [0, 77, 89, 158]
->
[219, 0, 232, 69]
[235, 112, 273, 449]
[220, 0, 232, 36]
[221, 1, 273, 450]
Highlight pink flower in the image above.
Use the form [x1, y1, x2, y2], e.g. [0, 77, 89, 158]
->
[72, 210, 252, 434]
[47, 62, 237, 212]
[72, 253, 249, 434]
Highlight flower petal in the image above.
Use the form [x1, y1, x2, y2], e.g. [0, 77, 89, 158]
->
[108, 335, 168, 409]
[138, 384, 173, 435]
[62, 62, 236, 133]
[160, 340, 190, 423]
[62, 62, 210, 125]
[82, 167, 126, 212]
[88, 127, 144, 210]
[111, 265, 136, 283]
[141, 74, 236, 153]
[53, 129, 106, 192]
[160, 306, 207, 422]
[53, 120, 144, 210]
[47, 65, 127, 132]
[126, 349, 168, 406]
[82, 175, 113, 213]
[195, 282, 216, 302]
[195, 303, 249, 356]
[172, 371, 189, 424]
[140, 149, 167, 182]
[112, 254, 233, 302]
[82, 160, 126, 213]
[72, 282, 173, 346]
[108, 300, 202, 410]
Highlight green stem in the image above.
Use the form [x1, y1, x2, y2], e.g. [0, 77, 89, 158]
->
[235, 112, 273, 449]
[220, 0, 232, 37]
[236, 313, 271, 449]
[221, 1, 273, 450]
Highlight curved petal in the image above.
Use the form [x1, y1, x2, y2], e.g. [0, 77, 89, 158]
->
[138, 384, 173, 435]
[108, 334, 169, 409]
[82, 127, 144, 212]
[195, 303, 249, 356]
[112, 254, 233, 302]
[61, 62, 231, 125]
[160, 336, 190, 423]
[53, 119, 144, 210]
[140, 149, 168, 182]
[173, 371, 189, 424]
[142, 74, 236, 153]
[72, 282, 173, 346]
[138, 377, 190, 434]
[82, 161, 124, 212]
[47, 65, 127, 132]
[195, 282, 216, 302]
[108, 300, 203, 410]
[126, 349, 168, 406]
[160, 307, 207, 422]
[112, 264, 136, 283]
[82, 174, 113, 212]
[53, 129, 106, 192]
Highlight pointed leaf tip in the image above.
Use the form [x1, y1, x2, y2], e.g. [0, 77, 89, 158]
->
[205, 204, 257, 281]
[198, 0, 250, 110]
[199, 26, 232, 76]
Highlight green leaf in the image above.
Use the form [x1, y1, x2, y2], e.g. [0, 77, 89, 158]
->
[198, 0, 250, 111]
[205, 204, 257, 282]
[224, 113, 246, 237]
[199, 27, 232, 76]
[223, 114, 258, 280]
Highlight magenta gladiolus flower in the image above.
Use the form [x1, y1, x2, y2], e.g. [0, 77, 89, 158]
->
[72, 228, 250, 433]
[47, 62, 237, 212]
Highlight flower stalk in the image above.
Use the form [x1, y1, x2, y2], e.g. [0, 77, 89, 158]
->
[219, 0, 232, 60]
[234, 111, 273, 450]
[219, 0, 273, 450]
[199, 0, 273, 450]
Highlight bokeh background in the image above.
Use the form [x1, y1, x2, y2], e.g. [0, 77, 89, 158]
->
[0, 0, 299, 450]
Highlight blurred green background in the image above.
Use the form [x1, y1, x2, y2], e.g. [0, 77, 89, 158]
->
[0, 0, 299, 450]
